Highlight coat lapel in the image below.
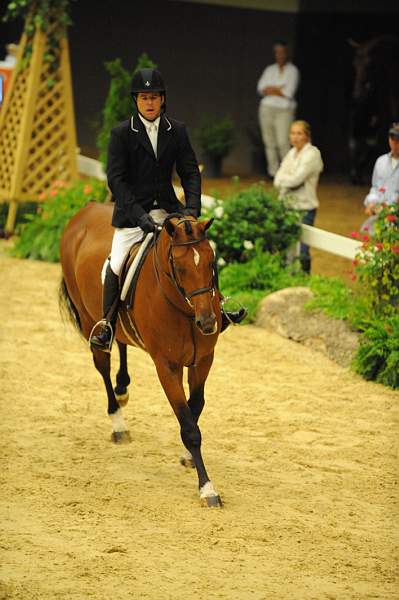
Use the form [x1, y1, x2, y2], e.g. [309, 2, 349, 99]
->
[157, 115, 173, 160]
[131, 114, 156, 159]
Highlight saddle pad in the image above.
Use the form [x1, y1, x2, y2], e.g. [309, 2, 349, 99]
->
[120, 232, 154, 301]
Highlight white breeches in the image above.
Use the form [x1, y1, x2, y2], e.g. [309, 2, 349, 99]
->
[110, 208, 169, 275]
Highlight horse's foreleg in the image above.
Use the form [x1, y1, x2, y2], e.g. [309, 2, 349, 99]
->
[155, 360, 221, 507]
[180, 352, 214, 469]
[92, 347, 131, 444]
[114, 340, 130, 407]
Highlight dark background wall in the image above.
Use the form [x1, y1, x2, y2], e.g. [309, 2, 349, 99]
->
[1, 0, 398, 178]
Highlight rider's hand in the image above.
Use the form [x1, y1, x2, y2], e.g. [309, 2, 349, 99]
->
[138, 213, 157, 233]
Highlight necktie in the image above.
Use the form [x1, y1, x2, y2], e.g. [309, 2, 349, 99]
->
[148, 124, 158, 157]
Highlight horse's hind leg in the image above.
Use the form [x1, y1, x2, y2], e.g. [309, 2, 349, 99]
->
[92, 347, 131, 444]
[114, 340, 131, 407]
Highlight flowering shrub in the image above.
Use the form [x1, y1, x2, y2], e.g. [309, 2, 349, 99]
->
[352, 203, 399, 317]
[12, 178, 108, 262]
[347, 203, 399, 389]
[202, 183, 301, 265]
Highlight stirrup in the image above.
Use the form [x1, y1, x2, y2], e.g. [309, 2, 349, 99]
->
[89, 319, 114, 352]
[221, 296, 247, 325]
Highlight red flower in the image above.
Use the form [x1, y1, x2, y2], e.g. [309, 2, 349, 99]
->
[362, 234, 370, 242]
[375, 243, 383, 251]
[350, 231, 360, 239]
[391, 246, 399, 254]
[351, 274, 357, 282]
[387, 215, 397, 222]
[378, 187, 386, 193]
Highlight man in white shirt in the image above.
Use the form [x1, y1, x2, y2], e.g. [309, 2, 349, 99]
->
[257, 41, 300, 178]
[362, 122, 399, 232]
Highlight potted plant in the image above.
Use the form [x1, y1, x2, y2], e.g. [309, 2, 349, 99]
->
[195, 115, 235, 178]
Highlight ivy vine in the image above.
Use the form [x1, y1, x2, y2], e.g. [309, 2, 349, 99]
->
[3, 0, 74, 88]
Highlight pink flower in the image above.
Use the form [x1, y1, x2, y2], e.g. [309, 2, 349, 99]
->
[350, 231, 360, 239]
[375, 243, 383, 251]
[84, 185, 93, 195]
[362, 234, 370, 242]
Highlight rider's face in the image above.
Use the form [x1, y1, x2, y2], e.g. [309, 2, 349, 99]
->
[136, 93, 164, 121]
[388, 135, 399, 158]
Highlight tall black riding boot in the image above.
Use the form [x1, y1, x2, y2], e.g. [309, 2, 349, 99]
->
[90, 263, 120, 351]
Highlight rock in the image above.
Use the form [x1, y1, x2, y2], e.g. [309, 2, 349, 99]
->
[255, 287, 359, 367]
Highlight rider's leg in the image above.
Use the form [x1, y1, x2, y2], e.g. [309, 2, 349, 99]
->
[90, 227, 142, 352]
[90, 263, 120, 351]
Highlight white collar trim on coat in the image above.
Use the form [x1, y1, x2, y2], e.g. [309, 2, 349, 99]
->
[130, 114, 172, 132]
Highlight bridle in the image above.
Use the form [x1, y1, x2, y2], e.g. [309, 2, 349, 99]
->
[153, 218, 216, 312]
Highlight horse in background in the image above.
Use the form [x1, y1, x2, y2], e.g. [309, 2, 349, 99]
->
[348, 34, 399, 184]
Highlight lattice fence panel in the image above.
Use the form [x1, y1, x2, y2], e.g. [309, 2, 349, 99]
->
[0, 66, 29, 197]
[0, 23, 77, 228]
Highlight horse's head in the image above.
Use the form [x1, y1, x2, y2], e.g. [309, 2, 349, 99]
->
[163, 215, 218, 335]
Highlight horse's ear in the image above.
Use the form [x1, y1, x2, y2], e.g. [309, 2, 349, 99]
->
[164, 219, 175, 237]
[203, 218, 214, 231]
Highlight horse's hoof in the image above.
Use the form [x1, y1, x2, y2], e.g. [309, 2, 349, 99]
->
[115, 390, 129, 407]
[201, 494, 223, 508]
[199, 481, 222, 508]
[111, 430, 132, 444]
[179, 454, 195, 469]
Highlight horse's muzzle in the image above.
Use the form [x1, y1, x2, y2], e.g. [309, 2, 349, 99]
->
[196, 313, 218, 336]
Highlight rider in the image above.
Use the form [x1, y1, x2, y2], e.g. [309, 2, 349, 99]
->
[91, 68, 246, 351]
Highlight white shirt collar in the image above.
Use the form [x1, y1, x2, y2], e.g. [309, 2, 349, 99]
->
[138, 113, 160, 131]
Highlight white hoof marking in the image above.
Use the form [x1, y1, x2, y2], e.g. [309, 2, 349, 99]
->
[109, 408, 128, 433]
[199, 481, 219, 499]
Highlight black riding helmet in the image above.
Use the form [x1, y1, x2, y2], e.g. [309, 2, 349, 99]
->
[131, 68, 166, 109]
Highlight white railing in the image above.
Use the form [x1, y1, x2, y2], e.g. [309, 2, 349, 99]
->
[77, 153, 361, 261]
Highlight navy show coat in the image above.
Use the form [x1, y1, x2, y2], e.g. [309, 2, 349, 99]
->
[107, 113, 201, 228]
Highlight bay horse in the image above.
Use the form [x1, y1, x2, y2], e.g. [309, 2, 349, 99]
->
[59, 202, 222, 507]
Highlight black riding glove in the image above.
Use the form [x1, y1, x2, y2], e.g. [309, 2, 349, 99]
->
[181, 207, 198, 218]
[138, 213, 157, 233]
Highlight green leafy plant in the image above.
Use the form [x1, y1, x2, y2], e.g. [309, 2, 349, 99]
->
[96, 53, 157, 166]
[3, 0, 73, 87]
[307, 275, 369, 329]
[195, 115, 235, 160]
[353, 316, 399, 389]
[204, 183, 301, 264]
[219, 250, 308, 321]
[12, 178, 108, 262]
[352, 203, 399, 317]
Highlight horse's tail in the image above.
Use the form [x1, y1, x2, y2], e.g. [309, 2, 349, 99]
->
[58, 278, 84, 338]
